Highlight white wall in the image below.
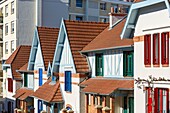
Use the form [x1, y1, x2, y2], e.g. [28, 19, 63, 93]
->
[134, 8, 170, 113]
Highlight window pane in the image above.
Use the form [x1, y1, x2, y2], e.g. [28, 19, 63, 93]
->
[153, 33, 160, 65]
[76, 0, 82, 7]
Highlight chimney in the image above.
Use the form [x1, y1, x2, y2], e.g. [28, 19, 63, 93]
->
[109, 7, 114, 29]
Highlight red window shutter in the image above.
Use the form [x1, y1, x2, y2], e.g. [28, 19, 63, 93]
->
[144, 35, 151, 66]
[8, 78, 13, 92]
[153, 34, 160, 65]
[161, 32, 169, 65]
[147, 88, 152, 113]
[11, 79, 13, 92]
[167, 89, 169, 113]
[154, 88, 158, 113]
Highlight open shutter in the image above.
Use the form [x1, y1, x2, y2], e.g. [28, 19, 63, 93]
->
[65, 71, 72, 92]
[123, 52, 127, 76]
[24, 73, 27, 87]
[68, 71, 71, 92]
[147, 88, 152, 113]
[144, 35, 151, 66]
[127, 52, 133, 76]
[153, 33, 160, 65]
[166, 89, 169, 113]
[154, 88, 158, 113]
[161, 33, 169, 65]
[96, 54, 103, 76]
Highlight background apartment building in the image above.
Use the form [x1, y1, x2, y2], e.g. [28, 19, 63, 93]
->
[69, 0, 133, 22]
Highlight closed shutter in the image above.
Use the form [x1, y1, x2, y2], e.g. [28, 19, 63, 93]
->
[161, 32, 169, 65]
[96, 54, 103, 76]
[65, 71, 72, 92]
[129, 97, 134, 113]
[39, 68, 43, 86]
[144, 35, 151, 66]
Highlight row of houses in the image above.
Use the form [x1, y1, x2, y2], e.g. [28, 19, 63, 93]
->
[2, 0, 170, 113]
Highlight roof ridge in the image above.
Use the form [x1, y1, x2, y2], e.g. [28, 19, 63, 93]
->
[64, 19, 109, 24]
[50, 82, 60, 102]
[10, 46, 22, 64]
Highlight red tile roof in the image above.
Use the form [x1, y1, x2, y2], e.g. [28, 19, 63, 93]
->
[19, 63, 28, 71]
[134, 0, 142, 3]
[82, 18, 133, 52]
[64, 20, 108, 73]
[37, 27, 59, 70]
[13, 88, 34, 100]
[5, 45, 31, 80]
[32, 79, 63, 103]
[81, 78, 134, 95]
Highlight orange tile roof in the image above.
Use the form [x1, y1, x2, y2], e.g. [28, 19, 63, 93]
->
[37, 27, 59, 70]
[5, 45, 31, 80]
[82, 18, 133, 52]
[64, 20, 108, 73]
[32, 79, 63, 103]
[134, 0, 143, 3]
[13, 88, 34, 100]
[19, 63, 28, 71]
[81, 78, 134, 95]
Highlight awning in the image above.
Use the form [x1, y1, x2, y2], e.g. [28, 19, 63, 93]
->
[13, 88, 34, 100]
[80, 78, 134, 95]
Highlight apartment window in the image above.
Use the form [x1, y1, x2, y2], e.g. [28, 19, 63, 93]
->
[5, 23, 8, 35]
[95, 53, 103, 76]
[8, 78, 13, 92]
[5, 42, 8, 54]
[161, 32, 169, 66]
[11, 1, 14, 14]
[11, 21, 14, 33]
[24, 73, 27, 87]
[65, 71, 71, 92]
[100, 2, 106, 10]
[144, 34, 151, 66]
[112, 4, 118, 13]
[39, 68, 43, 86]
[100, 18, 107, 23]
[123, 51, 134, 77]
[5, 5, 8, 17]
[153, 33, 160, 65]
[11, 40, 14, 52]
[154, 88, 169, 113]
[76, 16, 83, 21]
[76, 0, 82, 7]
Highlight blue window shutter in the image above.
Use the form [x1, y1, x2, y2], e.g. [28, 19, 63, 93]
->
[38, 100, 43, 113]
[39, 68, 43, 86]
[65, 71, 72, 92]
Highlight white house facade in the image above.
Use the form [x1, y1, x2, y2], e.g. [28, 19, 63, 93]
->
[121, 0, 170, 113]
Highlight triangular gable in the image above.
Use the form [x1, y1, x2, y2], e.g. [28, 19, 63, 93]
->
[28, 27, 45, 71]
[52, 19, 76, 75]
[121, 0, 170, 39]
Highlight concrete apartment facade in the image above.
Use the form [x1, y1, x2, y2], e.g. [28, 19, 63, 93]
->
[69, 0, 133, 22]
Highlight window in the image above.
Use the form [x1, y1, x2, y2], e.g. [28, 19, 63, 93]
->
[76, 16, 83, 21]
[38, 100, 43, 113]
[28, 75, 33, 89]
[144, 34, 151, 66]
[11, 40, 14, 53]
[100, 2, 106, 10]
[153, 33, 160, 65]
[95, 53, 103, 76]
[5, 5, 8, 17]
[5, 42, 8, 54]
[11, 1, 14, 14]
[100, 18, 107, 23]
[111, 4, 118, 13]
[123, 51, 134, 77]
[76, 0, 82, 7]
[8, 78, 13, 92]
[39, 68, 43, 86]
[5, 23, 8, 35]
[24, 73, 27, 87]
[154, 88, 169, 113]
[65, 71, 71, 92]
[11, 21, 14, 33]
[161, 32, 169, 66]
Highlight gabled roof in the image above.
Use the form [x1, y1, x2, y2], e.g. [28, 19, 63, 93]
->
[37, 27, 59, 70]
[80, 78, 134, 95]
[5, 45, 31, 80]
[64, 20, 108, 73]
[82, 18, 133, 52]
[19, 63, 28, 71]
[13, 88, 34, 100]
[32, 79, 63, 103]
[121, 0, 170, 39]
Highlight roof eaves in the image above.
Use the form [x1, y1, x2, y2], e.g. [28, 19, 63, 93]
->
[121, 0, 170, 39]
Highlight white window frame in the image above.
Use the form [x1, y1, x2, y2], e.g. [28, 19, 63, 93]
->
[100, 2, 106, 10]
[5, 5, 8, 17]
[5, 23, 8, 35]
[11, 40, 14, 53]
[11, 21, 14, 34]
[5, 42, 8, 54]
[11, 1, 14, 14]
